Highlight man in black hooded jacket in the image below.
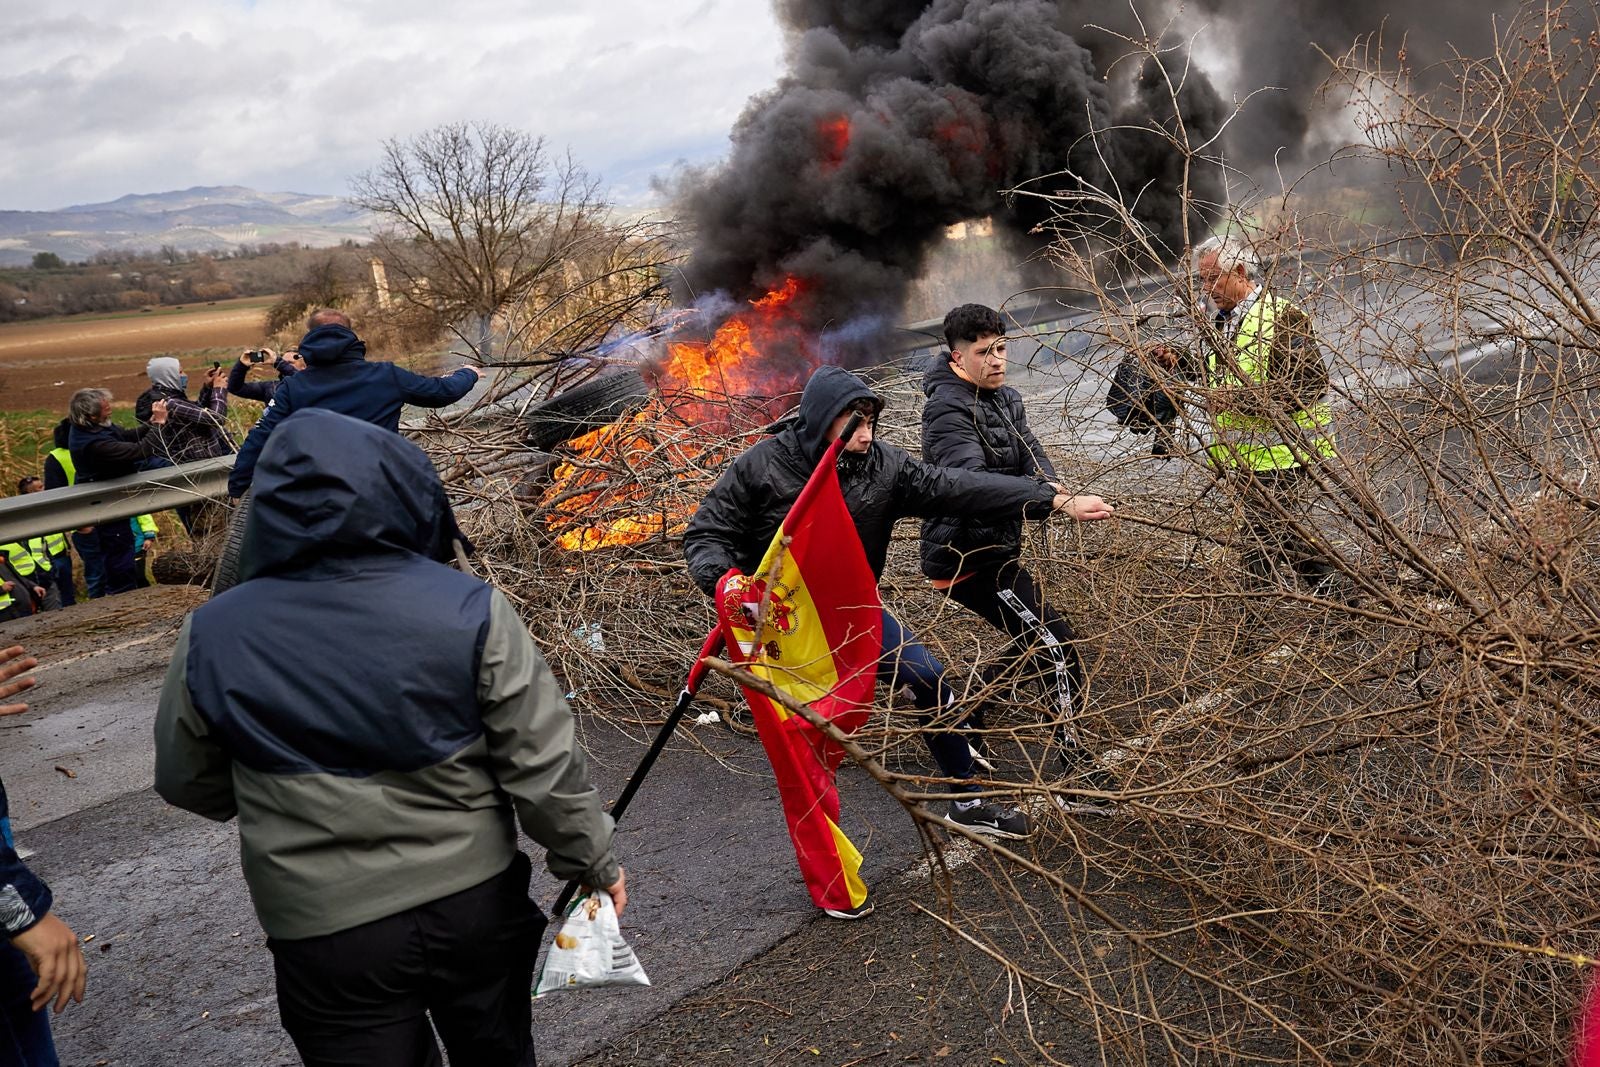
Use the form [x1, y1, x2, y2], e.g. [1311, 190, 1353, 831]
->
[921, 305, 1118, 815]
[226, 309, 481, 499]
[684, 366, 1112, 877]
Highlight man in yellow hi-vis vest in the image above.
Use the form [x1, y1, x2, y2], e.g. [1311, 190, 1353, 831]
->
[1165, 235, 1339, 591]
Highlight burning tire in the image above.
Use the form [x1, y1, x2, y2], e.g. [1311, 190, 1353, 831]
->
[525, 370, 651, 450]
[210, 491, 252, 596]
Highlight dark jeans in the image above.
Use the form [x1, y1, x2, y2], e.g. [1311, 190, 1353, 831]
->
[45, 554, 73, 608]
[268, 853, 546, 1067]
[0, 942, 57, 1066]
[69, 532, 103, 600]
[944, 562, 1088, 766]
[94, 522, 137, 596]
[879, 611, 976, 785]
[1235, 466, 1335, 589]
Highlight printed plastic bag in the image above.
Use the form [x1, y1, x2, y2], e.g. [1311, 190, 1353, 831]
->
[534, 889, 650, 998]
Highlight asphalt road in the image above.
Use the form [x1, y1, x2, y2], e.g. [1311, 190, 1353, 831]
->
[0, 586, 926, 1066]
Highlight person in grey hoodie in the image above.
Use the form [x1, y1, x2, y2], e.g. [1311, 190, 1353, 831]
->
[155, 408, 623, 1066]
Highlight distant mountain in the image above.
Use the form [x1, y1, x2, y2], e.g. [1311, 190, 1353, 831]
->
[0, 186, 375, 266]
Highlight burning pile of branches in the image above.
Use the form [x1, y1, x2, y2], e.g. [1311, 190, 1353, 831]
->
[407, 5, 1600, 1062]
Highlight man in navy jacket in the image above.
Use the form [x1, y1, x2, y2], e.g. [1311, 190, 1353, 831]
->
[226, 309, 481, 499]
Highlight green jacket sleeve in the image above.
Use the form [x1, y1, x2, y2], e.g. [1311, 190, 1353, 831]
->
[153, 616, 238, 822]
[477, 592, 620, 890]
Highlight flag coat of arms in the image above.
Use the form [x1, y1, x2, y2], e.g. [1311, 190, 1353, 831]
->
[714, 437, 883, 912]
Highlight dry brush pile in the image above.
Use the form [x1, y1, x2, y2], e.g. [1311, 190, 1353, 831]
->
[408, 5, 1600, 1062]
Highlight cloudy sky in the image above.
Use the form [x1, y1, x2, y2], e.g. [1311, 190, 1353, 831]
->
[2, 0, 785, 212]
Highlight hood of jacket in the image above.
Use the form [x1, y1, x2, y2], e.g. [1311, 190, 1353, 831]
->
[238, 409, 457, 580]
[791, 366, 883, 462]
[922, 357, 983, 399]
[146, 356, 184, 391]
[52, 418, 70, 449]
[297, 324, 367, 367]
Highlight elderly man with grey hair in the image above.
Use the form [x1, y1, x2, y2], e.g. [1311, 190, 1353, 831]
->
[66, 388, 169, 595]
[1156, 235, 1340, 592]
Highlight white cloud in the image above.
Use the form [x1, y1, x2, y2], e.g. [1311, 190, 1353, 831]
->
[0, 0, 783, 209]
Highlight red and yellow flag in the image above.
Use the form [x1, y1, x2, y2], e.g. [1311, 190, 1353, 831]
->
[714, 437, 883, 912]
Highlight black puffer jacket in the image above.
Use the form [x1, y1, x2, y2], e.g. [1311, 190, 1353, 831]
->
[683, 366, 1057, 595]
[919, 360, 1058, 580]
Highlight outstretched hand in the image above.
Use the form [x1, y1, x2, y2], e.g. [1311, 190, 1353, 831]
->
[0, 645, 38, 716]
[1051, 493, 1114, 522]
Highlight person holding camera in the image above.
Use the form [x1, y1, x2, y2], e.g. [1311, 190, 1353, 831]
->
[921, 304, 1117, 817]
[135, 356, 233, 464]
[1151, 235, 1339, 592]
[228, 346, 303, 406]
[66, 388, 170, 596]
[226, 309, 482, 500]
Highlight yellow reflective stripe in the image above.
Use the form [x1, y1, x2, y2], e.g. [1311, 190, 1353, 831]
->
[48, 448, 75, 486]
[43, 533, 66, 556]
[26, 538, 51, 573]
[1, 544, 36, 577]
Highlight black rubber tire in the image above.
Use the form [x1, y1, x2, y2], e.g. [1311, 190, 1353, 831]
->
[525, 370, 650, 449]
[210, 490, 252, 596]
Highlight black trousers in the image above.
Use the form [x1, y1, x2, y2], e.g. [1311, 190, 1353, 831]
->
[943, 561, 1090, 766]
[268, 853, 547, 1067]
[1234, 466, 1334, 589]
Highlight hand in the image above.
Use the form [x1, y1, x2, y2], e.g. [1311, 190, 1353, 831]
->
[1148, 344, 1178, 370]
[1052, 493, 1114, 522]
[458, 365, 484, 380]
[149, 399, 169, 426]
[604, 867, 627, 919]
[30, 587, 44, 602]
[0, 645, 37, 716]
[11, 914, 86, 1013]
[76, 526, 93, 535]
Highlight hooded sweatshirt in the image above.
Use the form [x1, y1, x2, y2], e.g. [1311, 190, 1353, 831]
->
[155, 409, 617, 939]
[226, 323, 477, 498]
[682, 365, 1058, 595]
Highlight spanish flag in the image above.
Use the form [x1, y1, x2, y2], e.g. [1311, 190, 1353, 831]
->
[714, 436, 883, 913]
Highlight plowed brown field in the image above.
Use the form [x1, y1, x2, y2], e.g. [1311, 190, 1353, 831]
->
[0, 297, 277, 411]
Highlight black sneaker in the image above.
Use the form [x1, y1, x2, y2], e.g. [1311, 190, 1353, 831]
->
[821, 900, 874, 921]
[946, 798, 1033, 840]
[1055, 757, 1119, 817]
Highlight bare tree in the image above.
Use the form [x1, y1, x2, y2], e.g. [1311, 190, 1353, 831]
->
[350, 122, 611, 361]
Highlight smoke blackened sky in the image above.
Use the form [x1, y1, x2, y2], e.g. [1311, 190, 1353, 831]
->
[675, 0, 1519, 351]
[676, 0, 1227, 352]
[1192, 0, 1519, 164]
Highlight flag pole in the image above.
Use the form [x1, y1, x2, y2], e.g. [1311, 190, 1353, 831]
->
[551, 626, 724, 915]
[548, 411, 863, 916]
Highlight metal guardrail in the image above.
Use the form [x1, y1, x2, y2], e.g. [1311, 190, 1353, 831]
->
[0, 457, 234, 544]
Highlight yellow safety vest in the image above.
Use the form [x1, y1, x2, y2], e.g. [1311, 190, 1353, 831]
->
[43, 448, 75, 554]
[1205, 292, 1337, 472]
[135, 514, 158, 536]
[1, 541, 49, 579]
[48, 447, 75, 486]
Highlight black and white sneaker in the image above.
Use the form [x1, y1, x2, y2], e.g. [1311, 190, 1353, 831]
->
[1053, 763, 1119, 817]
[1053, 793, 1117, 817]
[821, 900, 875, 921]
[946, 798, 1033, 840]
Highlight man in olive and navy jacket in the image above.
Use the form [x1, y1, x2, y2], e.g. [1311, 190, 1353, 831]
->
[155, 409, 623, 1066]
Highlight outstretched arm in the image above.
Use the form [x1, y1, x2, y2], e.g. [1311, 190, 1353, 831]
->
[393, 365, 480, 408]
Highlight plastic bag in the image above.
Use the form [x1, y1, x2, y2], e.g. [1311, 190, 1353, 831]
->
[533, 889, 650, 998]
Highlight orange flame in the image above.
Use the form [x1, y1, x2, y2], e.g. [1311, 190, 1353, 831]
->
[543, 278, 820, 552]
[818, 115, 851, 169]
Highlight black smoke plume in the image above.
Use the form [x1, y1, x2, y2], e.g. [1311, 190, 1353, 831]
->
[673, 0, 1228, 361]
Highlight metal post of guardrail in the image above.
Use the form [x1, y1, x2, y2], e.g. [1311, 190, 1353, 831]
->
[0, 456, 235, 544]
